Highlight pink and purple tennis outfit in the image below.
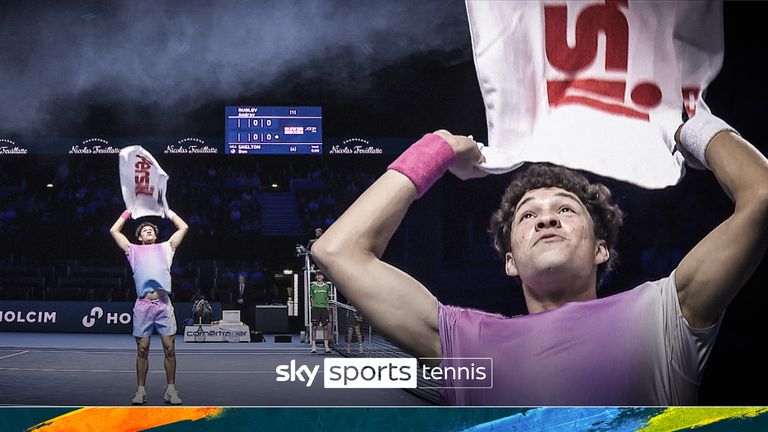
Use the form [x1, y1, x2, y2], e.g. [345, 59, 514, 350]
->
[127, 242, 177, 337]
[438, 271, 721, 406]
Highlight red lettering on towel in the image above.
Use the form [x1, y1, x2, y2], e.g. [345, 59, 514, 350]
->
[544, 0, 664, 121]
[134, 155, 155, 197]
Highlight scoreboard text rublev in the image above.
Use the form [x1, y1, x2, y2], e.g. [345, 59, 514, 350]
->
[225, 106, 322, 155]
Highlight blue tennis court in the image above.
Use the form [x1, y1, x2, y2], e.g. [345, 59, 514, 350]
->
[0, 332, 429, 406]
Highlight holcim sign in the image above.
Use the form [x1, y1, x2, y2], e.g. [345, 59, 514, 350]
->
[0, 301, 220, 334]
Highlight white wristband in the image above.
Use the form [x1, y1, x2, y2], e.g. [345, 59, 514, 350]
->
[679, 111, 739, 170]
[165, 209, 177, 220]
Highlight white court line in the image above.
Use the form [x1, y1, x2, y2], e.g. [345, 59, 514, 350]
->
[177, 351, 320, 355]
[6, 349, 314, 359]
[0, 350, 29, 360]
[10, 349, 308, 355]
[0, 367, 314, 375]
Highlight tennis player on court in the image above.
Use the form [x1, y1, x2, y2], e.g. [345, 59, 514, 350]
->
[311, 112, 768, 405]
[110, 209, 188, 405]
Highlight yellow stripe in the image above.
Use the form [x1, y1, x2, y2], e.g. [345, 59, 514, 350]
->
[639, 407, 768, 432]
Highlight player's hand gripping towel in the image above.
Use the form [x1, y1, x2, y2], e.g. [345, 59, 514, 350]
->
[119, 145, 170, 218]
[466, 0, 723, 188]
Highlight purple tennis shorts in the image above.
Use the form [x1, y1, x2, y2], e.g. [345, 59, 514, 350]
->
[133, 296, 177, 337]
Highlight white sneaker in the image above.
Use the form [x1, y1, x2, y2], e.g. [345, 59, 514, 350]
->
[131, 390, 147, 405]
[164, 388, 183, 405]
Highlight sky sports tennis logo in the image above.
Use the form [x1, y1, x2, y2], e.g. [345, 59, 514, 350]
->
[275, 358, 492, 389]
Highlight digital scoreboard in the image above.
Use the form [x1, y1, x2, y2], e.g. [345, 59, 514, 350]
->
[225, 106, 322, 155]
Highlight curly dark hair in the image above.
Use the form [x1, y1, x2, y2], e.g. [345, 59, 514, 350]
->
[135, 222, 159, 239]
[489, 164, 624, 285]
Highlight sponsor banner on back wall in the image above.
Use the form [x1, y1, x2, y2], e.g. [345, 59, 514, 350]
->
[0, 301, 221, 334]
[0, 137, 435, 155]
[0, 138, 223, 156]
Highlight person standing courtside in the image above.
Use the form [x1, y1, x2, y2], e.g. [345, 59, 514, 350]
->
[110, 209, 189, 405]
[234, 273, 253, 329]
[309, 271, 332, 353]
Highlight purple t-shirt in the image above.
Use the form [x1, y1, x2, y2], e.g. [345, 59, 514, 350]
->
[438, 272, 721, 406]
[127, 242, 174, 298]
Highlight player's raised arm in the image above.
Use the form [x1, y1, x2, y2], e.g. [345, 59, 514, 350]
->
[674, 113, 768, 328]
[110, 210, 132, 254]
[166, 209, 189, 251]
[311, 131, 485, 359]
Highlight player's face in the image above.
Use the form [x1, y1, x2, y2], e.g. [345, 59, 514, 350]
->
[138, 226, 157, 244]
[316, 273, 324, 282]
[505, 187, 607, 285]
[315, 228, 323, 238]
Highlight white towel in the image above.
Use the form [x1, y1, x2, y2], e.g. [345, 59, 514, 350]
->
[466, 0, 723, 188]
[119, 145, 169, 218]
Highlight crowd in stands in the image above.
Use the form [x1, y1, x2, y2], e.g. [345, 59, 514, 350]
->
[295, 164, 377, 230]
[0, 155, 385, 302]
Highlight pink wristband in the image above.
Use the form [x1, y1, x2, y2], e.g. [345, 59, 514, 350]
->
[388, 133, 455, 198]
[121, 210, 131, 220]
